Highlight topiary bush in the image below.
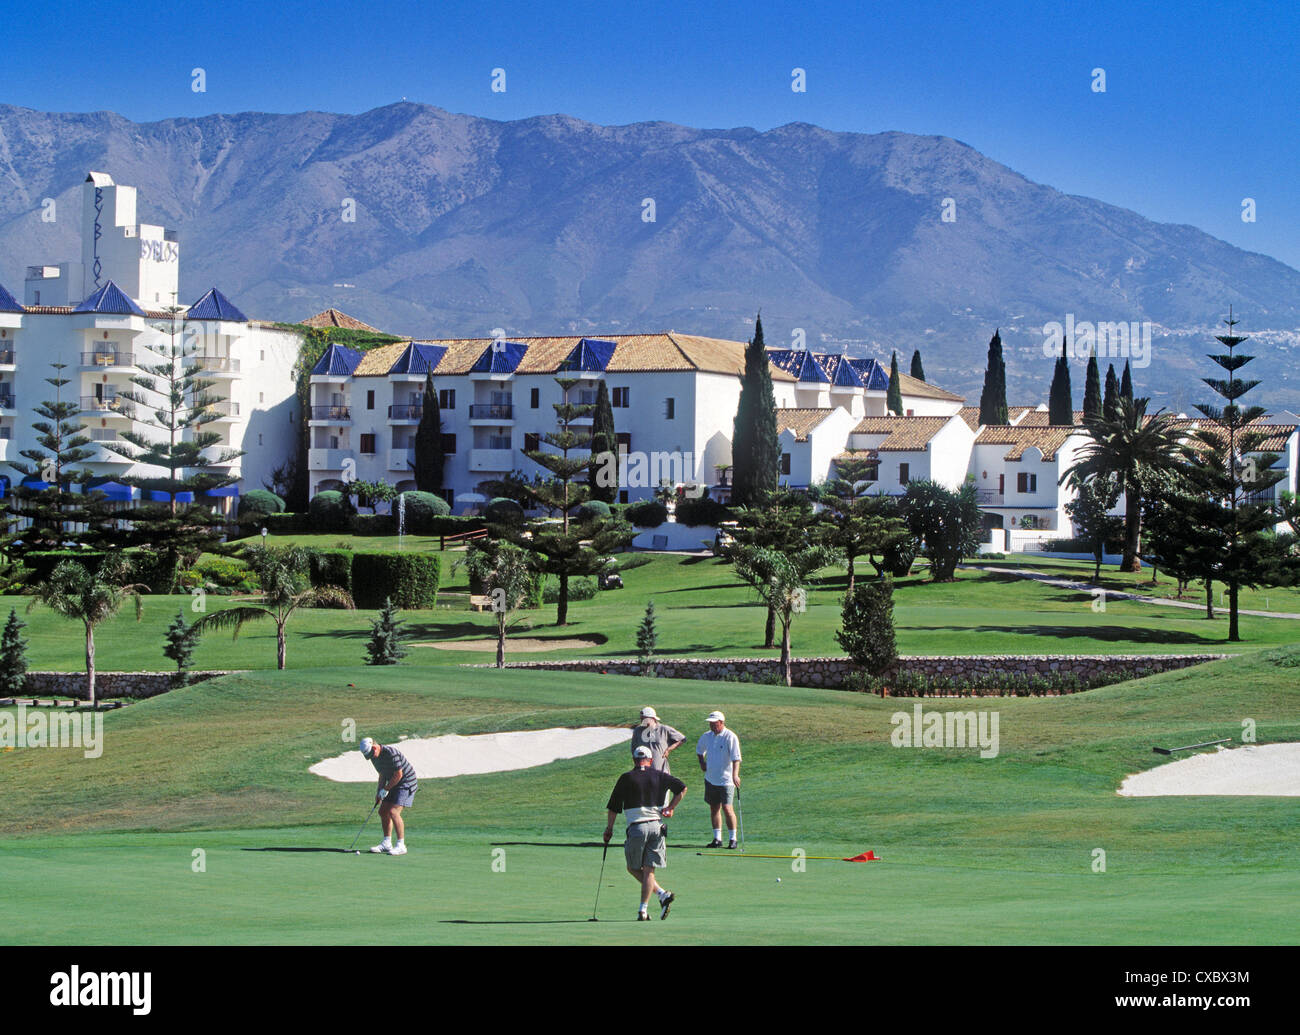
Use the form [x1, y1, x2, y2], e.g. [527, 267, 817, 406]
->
[672, 494, 732, 527]
[187, 555, 259, 594]
[309, 490, 355, 532]
[351, 552, 440, 609]
[238, 489, 285, 519]
[485, 497, 525, 526]
[626, 500, 669, 527]
[577, 500, 611, 521]
[400, 491, 451, 533]
[349, 513, 396, 536]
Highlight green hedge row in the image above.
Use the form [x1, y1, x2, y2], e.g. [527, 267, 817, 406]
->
[351, 551, 440, 609]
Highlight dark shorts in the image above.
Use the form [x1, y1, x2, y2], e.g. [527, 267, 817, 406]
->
[704, 781, 735, 807]
[624, 820, 667, 870]
[382, 784, 417, 808]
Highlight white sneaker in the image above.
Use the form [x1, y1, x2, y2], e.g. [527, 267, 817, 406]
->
[369, 842, 392, 854]
[389, 843, 408, 856]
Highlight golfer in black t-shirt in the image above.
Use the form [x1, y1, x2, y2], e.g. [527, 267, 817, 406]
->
[604, 746, 687, 920]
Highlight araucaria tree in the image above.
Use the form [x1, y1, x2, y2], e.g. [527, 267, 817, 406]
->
[978, 330, 1009, 426]
[730, 315, 780, 508]
[817, 460, 909, 595]
[636, 600, 658, 671]
[1177, 312, 1291, 641]
[27, 556, 146, 706]
[732, 542, 839, 687]
[365, 597, 409, 665]
[412, 368, 444, 491]
[887, 351, 903, 415]
[725, 490, 824, 647]
[587, 379, 618, 505]
[192, 546, 353, 669]
[163, 609, 200, 674]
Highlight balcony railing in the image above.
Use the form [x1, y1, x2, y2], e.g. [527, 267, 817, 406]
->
[469, 403, 515, 420]
[310, 405, 351, 421]
[0, 350, 14, 365]
[389, 403, 424, 420]
[977, 490, 1005, 505]
[81, 351, 133, 367]
[197, 355, 241, 373]
[80, 395, 134, 416]
[0, 396, 14, 410]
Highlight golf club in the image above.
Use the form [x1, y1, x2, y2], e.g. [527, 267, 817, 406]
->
[1152, 738, 1231, 755]
[590, 841, 609, 921]
[736, 786, 745, 853]
[348, 798, 382, 853]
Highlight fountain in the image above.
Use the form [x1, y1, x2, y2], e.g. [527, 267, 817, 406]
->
[397, 492, 406, 550]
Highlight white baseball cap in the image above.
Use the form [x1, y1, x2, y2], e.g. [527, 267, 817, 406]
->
[640, 707, 658, 719]
[707, 711, 725, 723]
[633, 746, 653, 759]
[358, 737, 374, 755]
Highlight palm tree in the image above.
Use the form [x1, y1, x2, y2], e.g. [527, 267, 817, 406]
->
[1062, 397, 1182, 571]
[192, 546, 353, 669]
[27, 556, 147, 707]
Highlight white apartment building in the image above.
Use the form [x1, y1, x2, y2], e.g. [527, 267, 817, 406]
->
[0, 173, 300, 510]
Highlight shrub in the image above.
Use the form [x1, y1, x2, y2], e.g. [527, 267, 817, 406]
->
[542, 576, 597, 604]
[190, 555, 259, 594]
[309, 491, 354, 532]
[577, 500, 611, 521]
[22, 551, 108, 584]
[349, 513, 396, 536]
[238, 490, 286, 519]
[836, 579, 898, 673]
[400, 491, 451, 533]
[129, 550, 181, 593]
[365, 597, 409, 665]
[626, 500, 669, 528]
[265, 512, 309, 535]
[351, 552, 440, 609]
[0, 609, 29, 695]
[485, 498, 525, 526]
[308, 549, 353, 596]
[673, 494, 732, 527]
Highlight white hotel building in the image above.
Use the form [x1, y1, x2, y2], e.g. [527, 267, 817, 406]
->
[0, 173, 299, 508]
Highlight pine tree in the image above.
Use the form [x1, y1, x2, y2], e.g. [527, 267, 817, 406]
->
[162, 609, 200, 674]
[730, 315, 780, 507]
[887, 352, 904, 415]
[836, 578, 898, 677]
[587, 379, 618, 504]
[1083, 354, 1103, 423]
[636, 599, 657, 671]
[978, 330, 1009, 425]
[1102, 364, 1120, 422]
[1048, 340, 1074, 425]
[910, 349, 926, 382]
[0, 608, 29, 696]
[365, 597, 409, 664]
[412, 368, 445, 492]
[1120, 360, 1134, 408]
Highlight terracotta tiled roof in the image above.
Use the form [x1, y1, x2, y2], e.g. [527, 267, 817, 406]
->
[301, 308, 383, 333]
[974, 425, 1080, 461]
[1017, 409, 1084, 427]
[353, 341, 416, 376]
[897, 371, 964, 402]
[1168, 419, 1298, 454]
[850, 415, 952, 450]
[775, 408, 838, 442]
[958, 405, 1032, 431]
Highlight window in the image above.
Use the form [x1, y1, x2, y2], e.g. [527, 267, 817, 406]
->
[1017, 472, 1038, 493]
[781, 453, 791, 475]
[258, 434, 263, 446]
[531, 388, 539, 408]
[524, 432, 540, 452]
[612, 387, 629, 408]
[899, 463, 910, 484]
[665, 398, 675, 419]
[441, 488, 456, 507]
[439, 389, 456, 410]
[366, 390, 375, 410]
[360, 434, 376, 454]
[259, 392, 264, 403]
[440, 433, 456, 454]
[615, 432, 631, 452]
[619, 489, 629, 504]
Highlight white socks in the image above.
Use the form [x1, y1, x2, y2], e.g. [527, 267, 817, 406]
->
[713, 828, 722, 841]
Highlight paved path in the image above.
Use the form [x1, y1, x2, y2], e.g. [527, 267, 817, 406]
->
[963, 565, 1300, 620]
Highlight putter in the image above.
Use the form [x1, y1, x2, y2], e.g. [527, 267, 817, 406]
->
[1153, 738, 1231, 755]
[590, 841, 609, 921]
[736, 787, 745, 853]
[348, 799, 382, 853]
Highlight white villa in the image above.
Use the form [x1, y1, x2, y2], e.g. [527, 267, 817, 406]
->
[0, 173, 300, 510]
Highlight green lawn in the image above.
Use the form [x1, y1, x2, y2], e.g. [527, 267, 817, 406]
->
[2, 648, 1298, 943]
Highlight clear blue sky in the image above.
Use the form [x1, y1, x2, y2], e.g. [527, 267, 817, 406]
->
[10, 0, 1298, 267]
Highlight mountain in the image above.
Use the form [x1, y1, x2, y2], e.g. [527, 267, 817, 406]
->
[1, 102, 1297, 409]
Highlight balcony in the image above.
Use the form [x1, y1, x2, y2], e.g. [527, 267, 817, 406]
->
[197, 355, 241, 376]
[80, 395, 135, 417]
[80, 350, 134, 369]
[468, 448, 515, 472]
[0, 395, 15, 412]
[977, 491, 1005, 505]
[469, 402, 515, 422]
[389, 448, 415, 472]
[308, 448, 352, 471]
[388, 403, 424, 422]
[309, 404, 352, 424]
[207, 400, 242, 421]
[0, 350, 14, 367]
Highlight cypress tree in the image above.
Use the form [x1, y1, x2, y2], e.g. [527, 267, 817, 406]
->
[412, 368, 444, 492]
[1102, 364, 1119, 422]
[587, 379, 618, 504]
[909, 349, 926, 382]
[1120, 360, 1134, 408]
[731, 315, 780, 507]
[0, 608, 29, 696]
[1048, 340, 1074, 425]
[1083, 354, 1103, 423]
[978, 330, 1009, 425]
[887, 352, 904, 415]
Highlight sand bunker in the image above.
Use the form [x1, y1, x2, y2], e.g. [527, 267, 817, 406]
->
[415, 638, 600, 652]
[311, 726, 632, 781]
[1119, 743, 1300, 797]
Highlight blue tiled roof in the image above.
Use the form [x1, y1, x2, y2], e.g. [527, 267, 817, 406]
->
[815, 353, 865, 388]
[469, 339, 528, 374]
[73, 280, 146, 317]
[390, 342, 448, 376]
[0, 282, 23, 313]
[560, 337, 617, 372]
[848, 358, 889, 391]
[187, 287, 248, 322]
[767, 349, 830, 383]
[310, 343, 363, 376]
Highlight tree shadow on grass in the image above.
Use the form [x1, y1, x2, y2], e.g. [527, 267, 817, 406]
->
[915, 623, 1223, 646]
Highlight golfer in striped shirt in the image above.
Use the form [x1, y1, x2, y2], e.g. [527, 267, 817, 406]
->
[359, 737, 417, 855]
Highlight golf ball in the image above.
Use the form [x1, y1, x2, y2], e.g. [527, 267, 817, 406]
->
[776, 878, 781, 883]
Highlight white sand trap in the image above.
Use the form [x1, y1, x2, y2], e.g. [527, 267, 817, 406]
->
[1119, 743, 1300, 797]
[310, 726, 632, 781]
[415, 638, 600, 652]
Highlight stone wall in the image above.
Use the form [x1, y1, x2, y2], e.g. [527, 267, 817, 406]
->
[13, 671, 239, 701]
[478, 655, 1228, 692]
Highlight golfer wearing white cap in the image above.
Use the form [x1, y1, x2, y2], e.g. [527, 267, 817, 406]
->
[696, 711, 741, 848]
[629, 707, 686, 774]
[604, 745, 687, 920]
[359, 737, 418, 855]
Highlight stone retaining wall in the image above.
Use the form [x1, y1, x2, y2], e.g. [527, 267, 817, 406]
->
[17, 671, 239, 701]
[478, 654, 1228, 691]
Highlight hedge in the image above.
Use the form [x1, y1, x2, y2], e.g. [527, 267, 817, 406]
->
[626, 500, 669, 527]
[350, 513, 396, 536]
[309, 490, 355, 532]
[351, 551, 440, 609]
[238, 490, 285, 518]
[21, 551, 108, 584]
[399, 491, 451, 533]
[265, 512, 310, 535]
[308, 549, 354, 595]
[673, 495, 732, 527]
